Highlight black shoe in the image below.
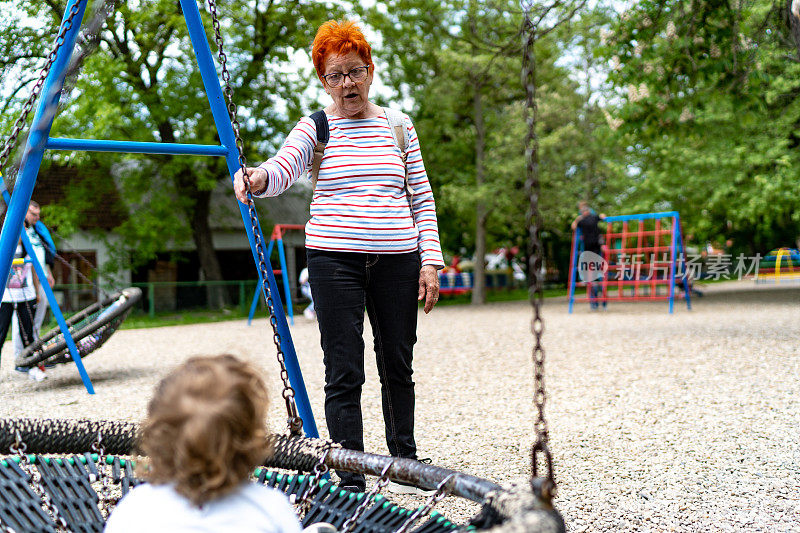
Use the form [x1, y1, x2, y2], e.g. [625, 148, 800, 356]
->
[14, 366, 28, 375]
[337, 471, 365, 493]
[386, 479, 435, 496]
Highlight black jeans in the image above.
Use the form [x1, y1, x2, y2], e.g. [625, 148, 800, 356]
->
[307, 249, 420, 488]
[0, 300, 36, 365]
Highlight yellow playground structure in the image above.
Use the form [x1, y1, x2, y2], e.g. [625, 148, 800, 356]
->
[756, 247, 800, 284]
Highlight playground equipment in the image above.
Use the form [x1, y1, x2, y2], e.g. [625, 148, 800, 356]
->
[438, 268, 472, 296]
[0, 180, 141, 385]
[0, 0, 319, 440]
[247, 224, 306, 326]
[0, 418, 560, 532]
[755, 247, 800, 284]
[15, 287, 141, 369]
[0, 3, 563, 531]
[568, 211, 692, 313]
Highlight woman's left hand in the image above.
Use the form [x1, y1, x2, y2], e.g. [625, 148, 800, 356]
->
[418, 265, 440, 314]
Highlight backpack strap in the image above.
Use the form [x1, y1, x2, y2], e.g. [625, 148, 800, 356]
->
[383, 107, 413, 213]
[33, 226, 55, 268]
[309, 110, 329, 188]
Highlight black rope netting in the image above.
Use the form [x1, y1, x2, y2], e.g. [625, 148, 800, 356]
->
[0, 418, 564, 532]
[0, 419, 138, 456]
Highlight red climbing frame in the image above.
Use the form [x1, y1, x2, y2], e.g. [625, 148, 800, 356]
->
[568, 211, 692, 313]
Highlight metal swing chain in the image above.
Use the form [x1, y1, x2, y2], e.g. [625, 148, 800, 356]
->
[0, 0, 85, 176]
[205, 0, 302, 435]
[48, 247, 111, 299]
[394, 474, 455, 533]
[522, 10, 555, 491]
[341, 462, 394, 533]
[91, 431, 115, 518]
[10, 431, 71, 532]
[295, 448, 331, 515]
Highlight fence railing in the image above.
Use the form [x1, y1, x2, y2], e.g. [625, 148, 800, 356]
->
[52, 272, 530, 318]
[52, 280, 298, 318]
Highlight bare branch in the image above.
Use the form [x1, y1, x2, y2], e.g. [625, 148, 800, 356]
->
[0, 77, 40, 115]
[537, 0, 589, 39]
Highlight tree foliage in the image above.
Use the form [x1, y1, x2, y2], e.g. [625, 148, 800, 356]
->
[1, 0, 338, 294]
[600, 0, 800, 253]
[4, 0, 796, 294]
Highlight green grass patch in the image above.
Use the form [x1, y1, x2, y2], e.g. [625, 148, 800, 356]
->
[42, 307, 253, 332]
[120, 308, 253, 329]
[434, 286, 567, 306]
[39, 286, 569, 331]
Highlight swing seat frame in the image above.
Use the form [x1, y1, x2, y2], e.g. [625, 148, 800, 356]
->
[0, 418, 564, 533]
[14, 287, 141, 369]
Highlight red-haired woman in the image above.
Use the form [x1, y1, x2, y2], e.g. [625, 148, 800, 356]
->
[234, 19, 444, 495]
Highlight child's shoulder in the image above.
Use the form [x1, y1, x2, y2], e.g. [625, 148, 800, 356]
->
[222, 483, 301, 533]
[238, 481, 294, 508]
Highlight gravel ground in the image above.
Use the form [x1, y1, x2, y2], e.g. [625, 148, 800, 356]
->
[1, 281, 798, 532]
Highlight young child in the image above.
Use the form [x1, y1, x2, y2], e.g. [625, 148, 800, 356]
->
[104, 354, 302, 533]
[298, 267, 315, 320]
[1, 241, 45, 381]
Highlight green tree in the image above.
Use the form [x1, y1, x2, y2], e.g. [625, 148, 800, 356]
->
[365, 0, 597, 299]
[599, 0, 800, 254]
[1, 0, 338, 304]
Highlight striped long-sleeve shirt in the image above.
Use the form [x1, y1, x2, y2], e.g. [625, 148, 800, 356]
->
[255, 112, 444, 268]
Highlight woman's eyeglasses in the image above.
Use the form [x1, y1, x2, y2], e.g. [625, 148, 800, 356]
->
[322, 66, 370, 87]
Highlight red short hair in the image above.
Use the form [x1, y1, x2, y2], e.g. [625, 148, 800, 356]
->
[312, 19, 373, 80]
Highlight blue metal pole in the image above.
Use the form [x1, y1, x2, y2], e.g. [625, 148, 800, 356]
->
[0, 0, 93, 394]
[276, 238, 294, 325]
[248, 238, 275, 325]
[1, 185, 95, 393]
[180, 0, 319, 438]
[668, 216, 677, 314]
[46, 137, 229, 156]
[604, 211, 679, 223]
[247, 279, 260, 326]
[675, 215, 692, 310]
[21, 226, 94, 392]
[0, 0, 88, 325]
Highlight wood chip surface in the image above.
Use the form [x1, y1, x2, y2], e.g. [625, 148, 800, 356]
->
[1, 281, 798, 532]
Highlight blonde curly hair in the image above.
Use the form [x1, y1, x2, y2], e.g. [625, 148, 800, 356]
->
[138, 354, 271, 506]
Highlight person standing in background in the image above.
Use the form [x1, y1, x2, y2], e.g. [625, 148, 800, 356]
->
[572, 201, 607, 310]
[13, 201, 56, 357]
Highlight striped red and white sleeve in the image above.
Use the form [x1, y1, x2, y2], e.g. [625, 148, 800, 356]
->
[254, 117, 316, 197]
[404, 115, 445, 269]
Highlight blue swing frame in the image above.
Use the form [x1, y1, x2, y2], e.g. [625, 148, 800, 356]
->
[0, 0, 319, 438]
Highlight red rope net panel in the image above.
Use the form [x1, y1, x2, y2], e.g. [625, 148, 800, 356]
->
[568, 212, 692, 313]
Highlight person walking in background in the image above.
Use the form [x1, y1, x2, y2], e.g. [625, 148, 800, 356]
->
[13, 201, 56, 357]
[2, 238, 45, 381]
[572, 201, 607, 310]
[233, 19, 444, 494]
[298, 267, 315, 320]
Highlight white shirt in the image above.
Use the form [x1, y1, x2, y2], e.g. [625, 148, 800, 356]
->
[25, 226, 47, 267]
[104, 482, 303, 533]
[2, 245, 36, 303]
